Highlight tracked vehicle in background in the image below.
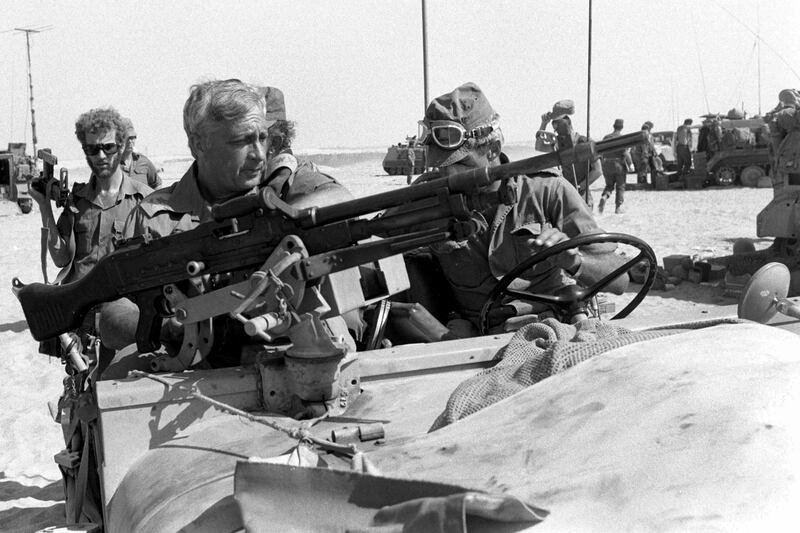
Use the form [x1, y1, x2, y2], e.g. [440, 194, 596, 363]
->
[0, 143, 34, 213]
[382, 138, 426, 176]
[694, 115, 771, 187]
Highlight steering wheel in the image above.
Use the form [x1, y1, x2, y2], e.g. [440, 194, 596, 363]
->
[478, 232, 657, 334]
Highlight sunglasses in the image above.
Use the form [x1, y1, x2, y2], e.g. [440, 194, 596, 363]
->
[418, 120, 496, 150]
[83, 143, 120, 156]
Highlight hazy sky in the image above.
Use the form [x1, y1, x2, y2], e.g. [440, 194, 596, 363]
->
[3, 0, 799, 161]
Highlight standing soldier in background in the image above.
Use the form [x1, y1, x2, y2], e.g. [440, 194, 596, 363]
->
[675, 118, 694, 178]
[121, 119, 164, 189]
[30, 108, 152, 286]
[406, 139, 416, 185]
[631, 121, 657, 186]
[598, 118, 634, 214]
[535, 99, 603, 209]
[27, 107, 152, 524]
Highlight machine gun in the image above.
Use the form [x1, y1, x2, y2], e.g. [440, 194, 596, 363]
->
[13, 131, 646, 358]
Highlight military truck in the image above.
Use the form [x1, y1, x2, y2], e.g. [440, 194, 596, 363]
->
[694, 116, 770, 187]
[0, 142, 34, 213]
[382, 139, 426, 176]
[650, 130, 678, 171]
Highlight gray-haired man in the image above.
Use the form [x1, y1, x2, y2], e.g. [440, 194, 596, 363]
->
[101, 79, 354, 377]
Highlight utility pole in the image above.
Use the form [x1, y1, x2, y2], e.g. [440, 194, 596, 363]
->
[756, 3, 761, 116]
[421, 0, 430, 112]
[14, 25, 51, 166]
[586, 0, 592, 139]
[585, 0, 592, 206]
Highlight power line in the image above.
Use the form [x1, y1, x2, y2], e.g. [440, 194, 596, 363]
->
[710, 0, 800, 83]
[689, 9, 711, 114]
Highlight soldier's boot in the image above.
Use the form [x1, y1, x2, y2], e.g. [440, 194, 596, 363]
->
[615, 204, 627, 214]
[598, 193, 609, 214]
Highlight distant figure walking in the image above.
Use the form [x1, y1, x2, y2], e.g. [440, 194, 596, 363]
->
[599, 119, 634, 214]
[675, 118, 694, 177]
[406, 141, 416, 185]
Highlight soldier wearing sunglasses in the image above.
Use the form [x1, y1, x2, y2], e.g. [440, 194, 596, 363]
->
[412, 83, 628, 337]
[30, 107, 152, 286]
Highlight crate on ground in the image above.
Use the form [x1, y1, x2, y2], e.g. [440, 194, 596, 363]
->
[685, 175, 706, 189]
[708, 264, 726, 282]
[723, 271, 751, 298]
[663, 254, 692, 273]
[654, 174, 670, 190]
[687, 269, 703, 284]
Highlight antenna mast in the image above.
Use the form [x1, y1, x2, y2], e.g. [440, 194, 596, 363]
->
[586, 0, 592, 138]
[14, 25, 51, 166]
[756, 4, 761, 115]
[421, 0, 430, 111]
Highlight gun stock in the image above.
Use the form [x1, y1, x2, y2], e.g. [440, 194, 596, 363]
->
[13, 271, 118, 341]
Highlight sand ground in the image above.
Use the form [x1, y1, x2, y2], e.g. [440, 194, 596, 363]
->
[0, 154, 773, 531]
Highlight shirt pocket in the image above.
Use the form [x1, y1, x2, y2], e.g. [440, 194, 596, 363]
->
[73, 219, 93, 258]
[107, 218, 127, 251]
[509, 221, 544, 261]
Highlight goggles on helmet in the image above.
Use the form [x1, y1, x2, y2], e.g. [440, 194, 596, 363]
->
[418, 120, 496, 150]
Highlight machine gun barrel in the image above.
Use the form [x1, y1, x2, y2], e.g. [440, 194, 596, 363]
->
[312, 131, 646, 226]
[594, 131, 647, 155]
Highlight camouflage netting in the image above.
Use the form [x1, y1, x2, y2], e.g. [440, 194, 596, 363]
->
[430, 317, 746, 431]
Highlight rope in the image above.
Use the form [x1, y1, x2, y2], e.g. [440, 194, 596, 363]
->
[129, 370, 360, 457]
[711, 0, 800, 83]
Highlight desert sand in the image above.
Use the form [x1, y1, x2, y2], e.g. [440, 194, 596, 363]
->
[0, 151, 773, 531]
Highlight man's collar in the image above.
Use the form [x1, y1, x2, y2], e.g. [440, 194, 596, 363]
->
[169, 162, 209, 213]
[74, 169, 130, 202]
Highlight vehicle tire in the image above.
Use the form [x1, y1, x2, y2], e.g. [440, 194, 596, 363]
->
[714, 166, 737, 186]
[739, 165, 766, 187]
[18, 200, 32, 214]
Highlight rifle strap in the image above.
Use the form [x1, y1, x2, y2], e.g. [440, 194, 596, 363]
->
[39, 179, 63, 284]
[40, 227, 49, 284]
[53, 207, 78, 286]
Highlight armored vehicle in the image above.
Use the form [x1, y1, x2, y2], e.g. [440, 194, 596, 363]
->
[695, 116, 770, 186]
[0, 143, 34, 213]
[382, 140, 426, 176]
